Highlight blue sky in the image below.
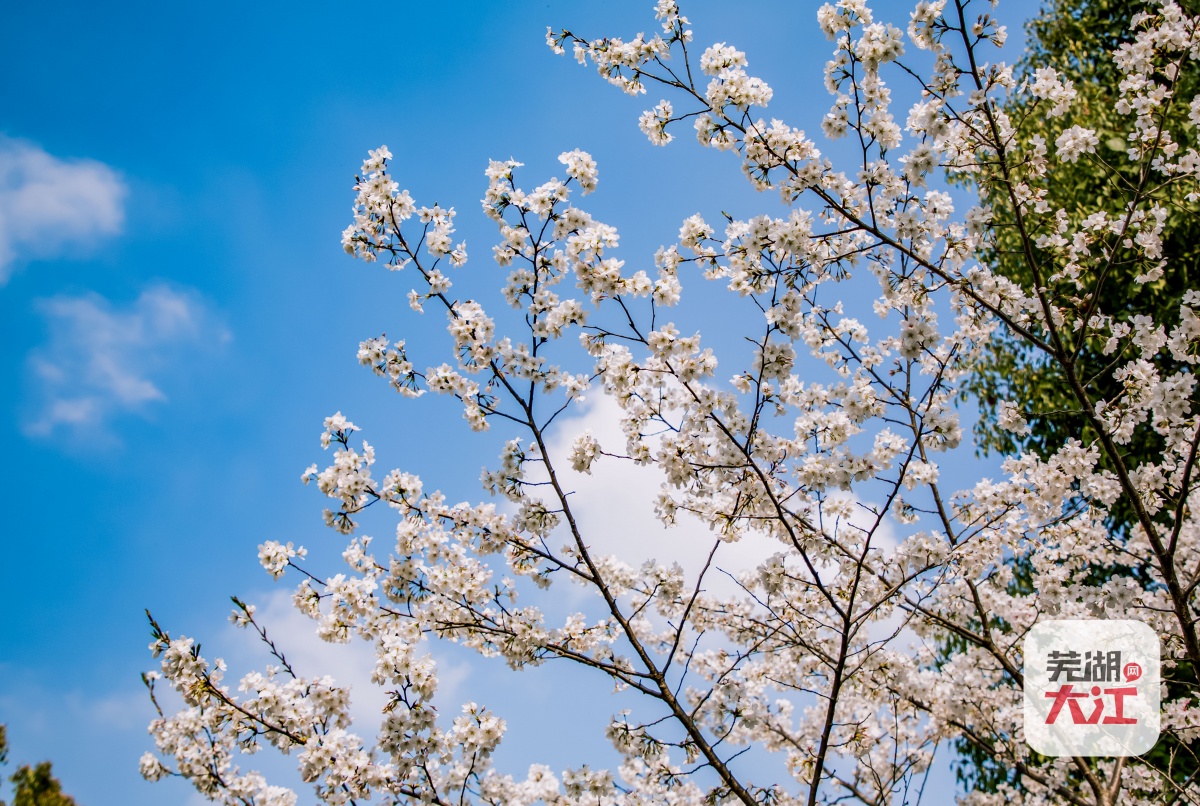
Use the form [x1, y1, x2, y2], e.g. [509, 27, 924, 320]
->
[0, 1, 1040, 802]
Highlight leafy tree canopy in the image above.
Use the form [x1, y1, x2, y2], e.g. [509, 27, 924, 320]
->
[0, 726, 79, 806]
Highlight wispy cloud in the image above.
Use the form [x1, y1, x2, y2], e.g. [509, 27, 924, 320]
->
[25, 285, 229, 439]
[0, 137, 126, 283]
[537, 394, 782, 599]
[538, 394, 901, 599]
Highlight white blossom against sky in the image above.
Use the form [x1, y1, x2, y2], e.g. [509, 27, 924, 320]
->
[0, 1, 1038, 802]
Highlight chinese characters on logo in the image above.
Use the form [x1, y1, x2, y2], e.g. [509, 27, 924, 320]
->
[1024, 621, 1160, 756]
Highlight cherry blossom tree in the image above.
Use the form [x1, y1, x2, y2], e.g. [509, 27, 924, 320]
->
[955, 0, 1200, 792]
[141, 1, 1200, 804]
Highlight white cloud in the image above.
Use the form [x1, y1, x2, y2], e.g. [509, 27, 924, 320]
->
[0, 137, 126, 283]
[536, 394, 781, 599]
[534, 394, 904, 602]
[25, 284, 229, 438]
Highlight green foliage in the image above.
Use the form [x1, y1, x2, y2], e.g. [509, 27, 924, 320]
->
[968, 0, 1200, 495]
[0, 726, 78, 806]
[7, 764, 78, 806]
[956, 0, 1200, 794]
